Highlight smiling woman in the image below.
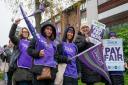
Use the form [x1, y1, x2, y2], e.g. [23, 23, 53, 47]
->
[0, 1, 12, 46]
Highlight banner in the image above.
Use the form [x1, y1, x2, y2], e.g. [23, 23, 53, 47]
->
[103, 39, 124, 71]
[20, 5, 45, 49]
[72, 43, 111, 84]
[90, 20, 106, 41]
[21, 2, 45, 20]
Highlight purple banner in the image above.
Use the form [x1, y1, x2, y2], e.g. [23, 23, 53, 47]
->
[78, 43, 111, 84]
[19, 5, 45, 49]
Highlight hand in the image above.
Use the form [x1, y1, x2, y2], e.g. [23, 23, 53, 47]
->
[15, 18, 21, 24]
[39, 50, 45, 57]
[67, 58, 72, 64]
[84, 33, 89, 38]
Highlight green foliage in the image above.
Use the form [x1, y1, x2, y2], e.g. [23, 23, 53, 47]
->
[110, 23, 128, 59]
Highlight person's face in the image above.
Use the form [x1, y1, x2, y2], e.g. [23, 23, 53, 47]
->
[22, 28, 29, 39]
[67, 31, 74, 41]
[8, 41, 14, 48]
[80, 27, 90, 35]
[44, 26, 53, 38]
[110, 36, 116, 39]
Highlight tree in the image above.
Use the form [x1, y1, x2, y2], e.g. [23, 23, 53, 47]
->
[2, 0, 81, 32]
[110, 24, 128, 59]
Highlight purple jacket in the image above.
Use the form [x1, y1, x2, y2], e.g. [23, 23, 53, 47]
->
[17, 39, 32, 69]
[63, 42, 78, 79]
[34, 34, 57, 68]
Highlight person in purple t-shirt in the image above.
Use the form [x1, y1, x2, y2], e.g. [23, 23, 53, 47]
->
[9, 19, 33, 85]
[56, 27, 78, 85]
[27, 23, 57, 85]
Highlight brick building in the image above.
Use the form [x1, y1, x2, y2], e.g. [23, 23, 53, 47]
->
[42, 0, 128, 37]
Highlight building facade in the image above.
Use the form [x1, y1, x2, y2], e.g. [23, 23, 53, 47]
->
[42, 0, 128, 37]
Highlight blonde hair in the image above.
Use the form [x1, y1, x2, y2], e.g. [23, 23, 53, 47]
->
[80, 21, 90, 29]
[18, 27, 30, 39]
[80, 22, 90, 34]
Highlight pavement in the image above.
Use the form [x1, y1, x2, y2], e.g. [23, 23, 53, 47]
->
[0, 80, 6, 85]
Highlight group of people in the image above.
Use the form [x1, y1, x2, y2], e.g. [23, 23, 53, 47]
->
[0, 18, 127, 85]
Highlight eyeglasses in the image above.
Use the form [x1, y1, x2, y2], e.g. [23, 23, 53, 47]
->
[22, 31, 29, 33]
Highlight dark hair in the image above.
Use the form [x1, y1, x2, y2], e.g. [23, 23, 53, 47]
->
[109, 32, 117, 38]
[41, 23, 56, 41]
[3, 45, 7, 48]
[62, 26, 75, 42]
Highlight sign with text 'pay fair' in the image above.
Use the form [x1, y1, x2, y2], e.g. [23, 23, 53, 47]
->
[103, 39, 124, 71]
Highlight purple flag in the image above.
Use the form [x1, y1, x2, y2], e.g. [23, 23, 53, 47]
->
[19, 5, 45, 49]
[39, 2, 45, 12]
[21, 2, 45, 19]
[73, 43, 111, 84]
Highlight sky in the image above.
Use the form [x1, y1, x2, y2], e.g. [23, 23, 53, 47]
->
[0, 0, 80, 46]
[0, 1, 12, 46]
[0, 1, 33, 46]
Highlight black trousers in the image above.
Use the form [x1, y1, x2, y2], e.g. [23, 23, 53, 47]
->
[33, 75, 54, 85]
[63, 76, 78, 85]
[105, 75, 124, 85]
[86, 82, 95, 85]
[7, 68, 15, 85]
[33, 79, 54, 85]
[16, 81, 32, 85]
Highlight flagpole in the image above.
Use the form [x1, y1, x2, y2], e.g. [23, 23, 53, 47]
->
[70, 42, 102, 60]
[20, 10, 42, 20]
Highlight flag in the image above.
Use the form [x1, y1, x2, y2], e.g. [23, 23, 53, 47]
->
[72, 43, 111, 84]
[19, 5, 45, 49]
[21, 2, 45, 19]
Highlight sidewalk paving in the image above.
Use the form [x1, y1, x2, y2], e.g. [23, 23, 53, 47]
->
[0, 80, 6, 85]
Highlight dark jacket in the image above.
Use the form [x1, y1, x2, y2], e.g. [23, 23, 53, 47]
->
[75, 32, 102, 83]
[0, 46, 14, 63]
[9, 24, 22, 68]
[27, 23, 57, 80]
[55, 27, 76, 64]
[55, 43, 69, 64]
[9, 24, 20, 67]
[27, 23, 57, 59]
[9, 24, 19, 46]
[9, 23, 33, 81]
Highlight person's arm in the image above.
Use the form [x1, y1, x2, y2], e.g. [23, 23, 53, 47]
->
[55, 44, 70, 64]
[27, 38, 44, 58]
[74, 35, 88, 50]
[9, 19, 21, 46]
[87, 37, 101, 45]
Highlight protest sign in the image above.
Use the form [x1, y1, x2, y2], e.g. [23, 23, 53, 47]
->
[103, 39, 124, 71]
[90, 20, 106, 41]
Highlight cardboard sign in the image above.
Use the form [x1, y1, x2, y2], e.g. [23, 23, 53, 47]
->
[90, 21, 106, 41]
[103, 39, 124, 71]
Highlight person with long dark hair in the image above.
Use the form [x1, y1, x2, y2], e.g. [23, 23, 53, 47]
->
[56, 27, 78, 85]
[27, 23, 57, 85]
[9, 19, 33, 85]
